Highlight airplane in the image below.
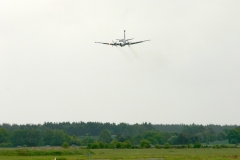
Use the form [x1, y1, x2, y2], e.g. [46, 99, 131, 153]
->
[95, 30, 150, 47]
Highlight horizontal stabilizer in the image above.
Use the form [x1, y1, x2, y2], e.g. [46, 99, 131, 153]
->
[126, 38, 134, 41]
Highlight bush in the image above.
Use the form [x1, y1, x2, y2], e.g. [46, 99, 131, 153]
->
[155, 144, 161, 149]
[140, 140, 150, 148]
[116, 142, 122, 149]
[213, 144, 221, 149]
[98, 141, 105, 149]
[131, 145, 138, 149]
[104, 143, 109, 148]
[90, 142, 99, 149]
[62, 142, 69, 149]
[194, 142, 202, 148]
[164, 143, 171, 149]
[122, 140, 132, 148]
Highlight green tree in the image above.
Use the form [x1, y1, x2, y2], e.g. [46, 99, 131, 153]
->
[164, 142, 171, 149]
[62, 142, 70, 148]
[152, 132, 162, 144]
[11, 129, 41, 147]
[143, 131, 161, 145]
[43, 129, 54, 145]
[195, 133, 204, 142]
[130, 135, 143, 145]
[43, 129, 69, 146]
[81, 136, 94, 146]
[227, 127, 240, 144]
[176, 133, 191, 144]
[70, 135, 81, 146]
[194, 142, 202, 148]
[0, 128, 10, 143]
[161, 132, 175, 144]
[98, 141, 105, 148]
[122, 140, 132, 148]
[182, 125, 206, 136]
[90, 142, 99, 149]
[11, 130, 25, 146]
[140, 139, 150, 148]
[25, 129, 41, 146]
[109, 139, 118, 148]
[217, 131, 227, 141]
[116, 141, 122, 148]
[52, 130, 69, 146]
[168, 135, 178, 145]
[99, 129, 112, 143]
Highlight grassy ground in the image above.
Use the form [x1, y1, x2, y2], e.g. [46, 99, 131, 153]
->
[0, 148, 240, 160]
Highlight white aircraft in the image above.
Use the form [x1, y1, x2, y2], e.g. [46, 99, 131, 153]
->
[95, 30, 150, 47]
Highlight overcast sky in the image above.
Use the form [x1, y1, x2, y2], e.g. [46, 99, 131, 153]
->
[1, 1, 240, 125]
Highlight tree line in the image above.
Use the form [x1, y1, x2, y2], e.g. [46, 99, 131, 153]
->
[0, 122, 239, 148]
[1, 122, 238, 136]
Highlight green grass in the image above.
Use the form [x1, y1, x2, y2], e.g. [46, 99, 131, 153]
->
[0, 147, 93, 156]
[91, 149, 240, 160]
[0, 148, 240, 160]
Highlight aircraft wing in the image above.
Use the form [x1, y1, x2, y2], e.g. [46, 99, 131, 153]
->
[95, 42, 119, 46]
[128, 40, 150, 45]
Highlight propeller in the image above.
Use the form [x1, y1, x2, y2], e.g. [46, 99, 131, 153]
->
[112, 40, 118, 47]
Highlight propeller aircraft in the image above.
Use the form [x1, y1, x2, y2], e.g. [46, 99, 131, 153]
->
[95, 30, 150, 47]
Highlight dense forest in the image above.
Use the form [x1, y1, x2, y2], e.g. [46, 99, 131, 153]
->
[0, 122, 239, 148]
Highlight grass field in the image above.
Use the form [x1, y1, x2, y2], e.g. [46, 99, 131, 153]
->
[0, 148, 240, 160]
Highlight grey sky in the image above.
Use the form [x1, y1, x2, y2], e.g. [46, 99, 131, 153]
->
[1, 1, 240, 125]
